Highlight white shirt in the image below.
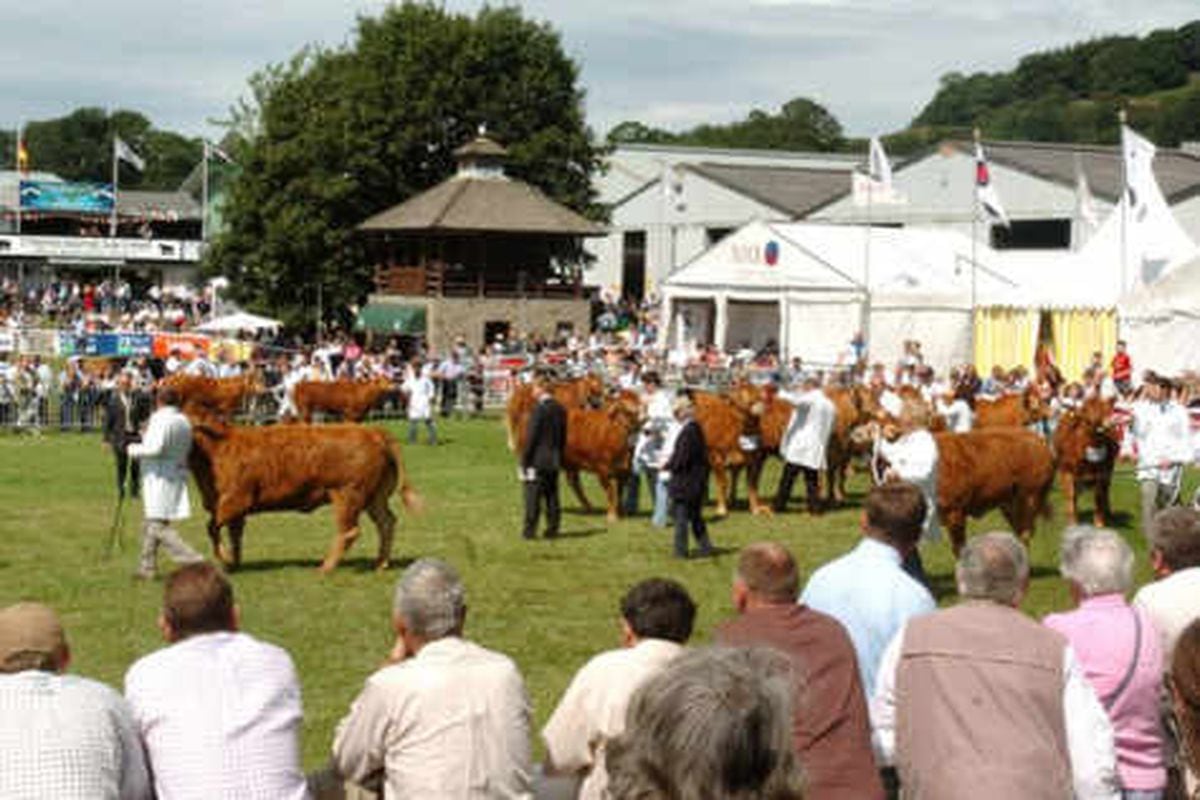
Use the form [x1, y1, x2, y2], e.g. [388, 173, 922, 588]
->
[333, 636, 532, 799]
[0, 670, 151, 800]
[403, 375, 436, 420]
[542, 639, 683, 800]
[879, 429, 940, 541]
[939, 398, 974, 433]
[872, 621, 1119, 800]
[127, 405, 193, 521]
[778, 387, 836, 470]
[124, 631, 308, 800]
[1132, 399, 1192, 482]
[1133, 566, 1200, 660]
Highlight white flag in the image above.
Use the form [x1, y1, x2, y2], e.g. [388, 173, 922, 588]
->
[852, 136, 906, 206]
[974, 140, 1010, 228]
[1075, 164, 1099, 231]
[114, 136, 145, 172]
[1121, 124, 1156, 222]
[206, 140, 235, 164]
[868, 136, 892, 188]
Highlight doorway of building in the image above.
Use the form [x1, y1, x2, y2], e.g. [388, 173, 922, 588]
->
[484, 320, 511, 349]
[621, 230, 646, 303]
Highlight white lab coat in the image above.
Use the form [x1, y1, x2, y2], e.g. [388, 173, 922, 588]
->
[939, 398, 974, 433]
[779, 388, 836, 470]
[1132, 400, 1193, 483]
[128, 405, 193, 520]
[634, 389, 675, 468]
[404, 375, 435, 420]
[879, 429, 940, 542]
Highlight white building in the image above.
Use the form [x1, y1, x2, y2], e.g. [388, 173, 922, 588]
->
[587, 144, 859, 299]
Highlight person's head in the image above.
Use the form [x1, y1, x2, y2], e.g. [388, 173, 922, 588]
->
[641, 371, 661, 390]
[1172, 619, 1200, 780]
[955, 531, 1029, 606]
[606, 646, 804, 800]
[1148, 507, 1200, 576]
[673, 394, 694, 421]
[733, 542, 799, 611]
[157, 385, 182, 409]
[863, 481, 927, 555]
[116, 370, 132, 392]
[0, 602, 69, 674]
[159, 563, 237, 642]
[392, 558, 466, 650]
[1058, 526, 1134, 601]
[1117, 340, 1127, 353]
[620, 578, 697, 646]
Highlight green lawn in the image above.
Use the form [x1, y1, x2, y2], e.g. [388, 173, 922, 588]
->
[0, 417, 1181, 768]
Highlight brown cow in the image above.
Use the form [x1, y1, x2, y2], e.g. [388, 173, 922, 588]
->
[293, 377, 394, 423]
[974, 386, 1050, 429]
[505, 373, 604, 451]
[692, 388, 765, 516]
[561, 390, 643, 522]
[187, 417, 421, 573]
[163, 373, 261, 419]
[1053, 397, 1118, 527]
[934, 428, 1055, 555]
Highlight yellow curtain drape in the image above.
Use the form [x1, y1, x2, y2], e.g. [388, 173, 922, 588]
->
[1050, 309, 1117, 383]
[974, 308, 1038, 373]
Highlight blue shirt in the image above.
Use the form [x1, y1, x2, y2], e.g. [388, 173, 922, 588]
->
[800, 537, 936, 696]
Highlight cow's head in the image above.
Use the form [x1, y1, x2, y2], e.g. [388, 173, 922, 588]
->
[1022, 384, 1052, 423]
[606, 389, 644, 425]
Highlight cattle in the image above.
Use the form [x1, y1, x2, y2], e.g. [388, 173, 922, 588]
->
[1052, 397, 1119, 527]
[163, 373, 262, 419]
[933, 428, 1055, 555]
[292, 377, 395, 423]
[692, 388, 766, 516]
[187, 417, 421, 573]
[505, 373, 604, 451]
[974, 386, 1050, 429]
[560, 390, 643, 522]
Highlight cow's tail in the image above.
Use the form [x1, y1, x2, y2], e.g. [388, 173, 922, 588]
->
[386, 434, 425, 514]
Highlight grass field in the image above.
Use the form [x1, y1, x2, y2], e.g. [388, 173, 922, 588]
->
[0, 416, 1185, 769]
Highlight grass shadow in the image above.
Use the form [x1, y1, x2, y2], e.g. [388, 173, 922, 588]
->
[554, 527, 607, 539]
[229, 555, 415, 574]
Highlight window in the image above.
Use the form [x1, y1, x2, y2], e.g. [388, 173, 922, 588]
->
[990, 219, 1071, 250]
[706, 227, 735, 246]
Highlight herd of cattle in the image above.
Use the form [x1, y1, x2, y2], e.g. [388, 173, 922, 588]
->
[157, 370, 1120, 571]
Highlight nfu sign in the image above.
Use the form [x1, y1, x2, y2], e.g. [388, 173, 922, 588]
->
[729, 240, 781, 267]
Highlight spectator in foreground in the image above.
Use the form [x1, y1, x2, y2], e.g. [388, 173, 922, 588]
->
[1043, 527, 1166, 798]
[606, 647, 804, 800]
[332, 558, 532, 798]
[873, 531, 1119, 800]
[1170, 618, 1200, 796]
[1134, 507, 1200, 660]
[542, 578, 695, 799]
[716, 541, 883, 800]
[801, 481, 936, 701]
[124, 563, 308, 800]
[0, 602, 151, 800]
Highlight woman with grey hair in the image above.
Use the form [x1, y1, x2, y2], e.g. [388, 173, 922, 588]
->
[1044, 526, 1168, 799]
[605, 647, 804, 799]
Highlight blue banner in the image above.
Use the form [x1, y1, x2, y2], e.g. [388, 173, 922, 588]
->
[20, 180, 114, 213]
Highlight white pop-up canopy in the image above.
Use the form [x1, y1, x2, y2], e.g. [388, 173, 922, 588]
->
[195, 310, 282, 334]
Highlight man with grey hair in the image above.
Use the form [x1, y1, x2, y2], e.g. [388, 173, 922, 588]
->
[872, 532, 1120, 799]
[331, 558, 533, 798]
[1044, 527, 1167, 797]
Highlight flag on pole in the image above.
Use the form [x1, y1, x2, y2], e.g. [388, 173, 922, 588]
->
[868, 136, 892, 187]
[1121, 124, 1156, 222]
[852, 136, 906, 206]
[974, 138, 1010, 228]
[114, 136, 145, 172]
[1075, 161, 1099, 231]
[206, 140, 235, 164]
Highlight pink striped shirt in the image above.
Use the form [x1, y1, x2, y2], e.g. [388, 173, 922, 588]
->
[1044, 594, 1167, 791]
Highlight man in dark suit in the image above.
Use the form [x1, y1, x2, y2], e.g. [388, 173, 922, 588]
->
[521, 373, 567, 540]
[103, 370, 149, 499]
[665, 395, 715, 559]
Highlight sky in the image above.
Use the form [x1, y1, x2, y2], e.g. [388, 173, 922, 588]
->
[1, 0, 1197, 142]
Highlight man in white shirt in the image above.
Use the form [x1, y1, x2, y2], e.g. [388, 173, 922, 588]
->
[871, 532, 1119, 800]
[1134, 506, 1200, 660]
[1132, 376, 1192, 543]
[332, 558, 533, 798]
[1, 602, 151, 800]
[403, 361, 438, 445]
[125, 563, 308, 800]
[773, 375, 836, 515]
[542, 578, 694, 799]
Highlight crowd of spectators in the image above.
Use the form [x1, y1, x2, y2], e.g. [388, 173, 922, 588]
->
[3, 500, 1200, 799]
[0, 275, 216, 334]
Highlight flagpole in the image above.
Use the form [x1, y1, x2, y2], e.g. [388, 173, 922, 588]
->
[14, 121, 21, 236]
[110, 138, 119, 238]
[971, 127, 980, 370]
[1118, 109, 1128, 294]
[864, 170, 873, 360]
[201, 141, 210, 243]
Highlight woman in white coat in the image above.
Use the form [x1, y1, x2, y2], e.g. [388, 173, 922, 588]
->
[773, 375, 836, 514]
[403, 361, 438, 445]
[127, 387, 204, 579]
[877, 398, 939, 584]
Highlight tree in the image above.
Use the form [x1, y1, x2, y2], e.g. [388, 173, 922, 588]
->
[606, 120, 676, 145]
[208, 2, 602, 329]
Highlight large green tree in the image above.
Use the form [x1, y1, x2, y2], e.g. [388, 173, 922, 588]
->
[208, 2, 602, 329]
[1, 107, 201, 189]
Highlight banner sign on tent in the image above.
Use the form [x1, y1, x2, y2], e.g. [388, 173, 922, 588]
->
[152, 333, 210, 360]
[19, 180, 115, 213]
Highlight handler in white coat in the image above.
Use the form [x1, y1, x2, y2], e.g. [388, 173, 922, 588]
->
[877, 398, 940, 543]
[773, 375, 836, 514]
[1132, 374, 1193, 542]
[403, 362, 438, 445]
[127, 386, 203, 579]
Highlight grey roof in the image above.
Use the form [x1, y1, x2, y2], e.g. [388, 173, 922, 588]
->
[948, 139, 1200, 204]
[358, 175, 604, 236]
[685, 162, 854, 217]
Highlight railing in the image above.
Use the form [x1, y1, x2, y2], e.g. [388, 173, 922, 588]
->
[373, 262, 580, 299]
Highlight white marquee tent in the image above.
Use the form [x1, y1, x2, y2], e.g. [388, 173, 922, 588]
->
[1118, 255, 1200, 375]
[661, 220, 1014, 370]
